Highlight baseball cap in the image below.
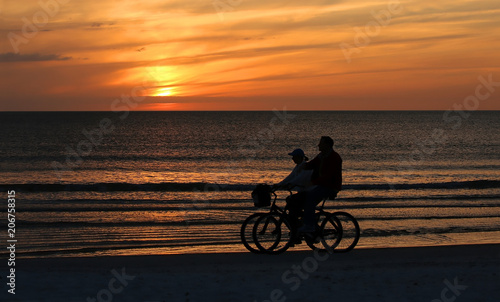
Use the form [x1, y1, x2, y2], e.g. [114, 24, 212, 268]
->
[288, 148, 305, 157]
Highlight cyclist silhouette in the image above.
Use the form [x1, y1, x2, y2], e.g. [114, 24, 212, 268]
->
[296, 136, 342, 233]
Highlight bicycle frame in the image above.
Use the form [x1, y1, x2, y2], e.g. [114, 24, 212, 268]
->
[260, 190, 328, 236]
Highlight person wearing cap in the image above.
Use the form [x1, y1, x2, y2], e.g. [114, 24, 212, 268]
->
[273, 148, 315, 236]
[273, 148, 314, 192]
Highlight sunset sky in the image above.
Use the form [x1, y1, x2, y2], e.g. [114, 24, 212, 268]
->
[0, 0, 499, 110]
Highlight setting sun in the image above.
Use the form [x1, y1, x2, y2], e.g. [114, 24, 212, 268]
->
[154, 87, 174, 97]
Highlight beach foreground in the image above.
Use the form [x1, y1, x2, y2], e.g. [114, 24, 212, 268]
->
[2, 244, 499, 302]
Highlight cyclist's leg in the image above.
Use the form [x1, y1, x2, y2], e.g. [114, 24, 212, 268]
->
[286, 192, 306, 229]
[302, 186, 334, 229]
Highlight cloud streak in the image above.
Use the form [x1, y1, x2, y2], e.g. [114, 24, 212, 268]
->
[0, 0, 499, 110]
[0, 53, 72, 62]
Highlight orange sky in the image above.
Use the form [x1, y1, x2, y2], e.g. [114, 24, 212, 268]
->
[0, 0, 499, 110]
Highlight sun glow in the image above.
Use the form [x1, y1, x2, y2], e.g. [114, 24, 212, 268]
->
[154, 87, 173, 96]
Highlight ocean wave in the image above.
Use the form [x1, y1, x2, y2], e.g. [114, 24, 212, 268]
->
[9, 199, 500, 213]
[0, 182, 252, 192]
[1, 180, 500, 192]
[8, 216, 500, 229]
[11, 220, 235, 228]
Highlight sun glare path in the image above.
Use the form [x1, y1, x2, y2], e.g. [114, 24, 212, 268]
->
[142, 103, 180, 110]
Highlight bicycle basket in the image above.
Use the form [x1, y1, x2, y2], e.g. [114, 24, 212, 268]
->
[251, 184, 271, 207]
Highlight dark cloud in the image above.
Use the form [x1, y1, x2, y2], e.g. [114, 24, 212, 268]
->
[0, 53, 72, 62]
[86, 22, 117, 30]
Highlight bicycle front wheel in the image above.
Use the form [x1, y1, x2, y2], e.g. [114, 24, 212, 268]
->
[331, 211, 360, 253]
[253, 213, 293, 254]
[304, 213, 341, 252]
[240, 213, 265, 254]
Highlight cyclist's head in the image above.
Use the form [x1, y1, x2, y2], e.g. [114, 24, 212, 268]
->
[288, 148, 308, 163]
[319, 136, 334, 151]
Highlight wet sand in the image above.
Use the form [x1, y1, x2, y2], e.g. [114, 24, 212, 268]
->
[2, 244, 499, 302]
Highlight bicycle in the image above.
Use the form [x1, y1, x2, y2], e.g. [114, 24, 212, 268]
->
[240, 188, 360, 254]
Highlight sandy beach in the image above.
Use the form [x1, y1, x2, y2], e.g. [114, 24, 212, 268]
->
[1, 244, 499, 302]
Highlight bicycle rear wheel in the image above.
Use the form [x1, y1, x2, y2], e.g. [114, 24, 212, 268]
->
[331, 211, 360, 253]
[253, 213, 293, 254]
[240, 213, 265, 254]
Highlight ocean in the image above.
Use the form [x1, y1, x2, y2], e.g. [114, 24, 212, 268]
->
[1, 111, 499, 258]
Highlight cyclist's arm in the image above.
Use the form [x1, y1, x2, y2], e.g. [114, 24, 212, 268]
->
[275, 165, 299, 187]
[287, 169, 313, 188]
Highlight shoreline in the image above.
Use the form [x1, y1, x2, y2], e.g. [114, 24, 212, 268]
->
[2, 244, 499, 301]
[14, 235, 500, 259]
